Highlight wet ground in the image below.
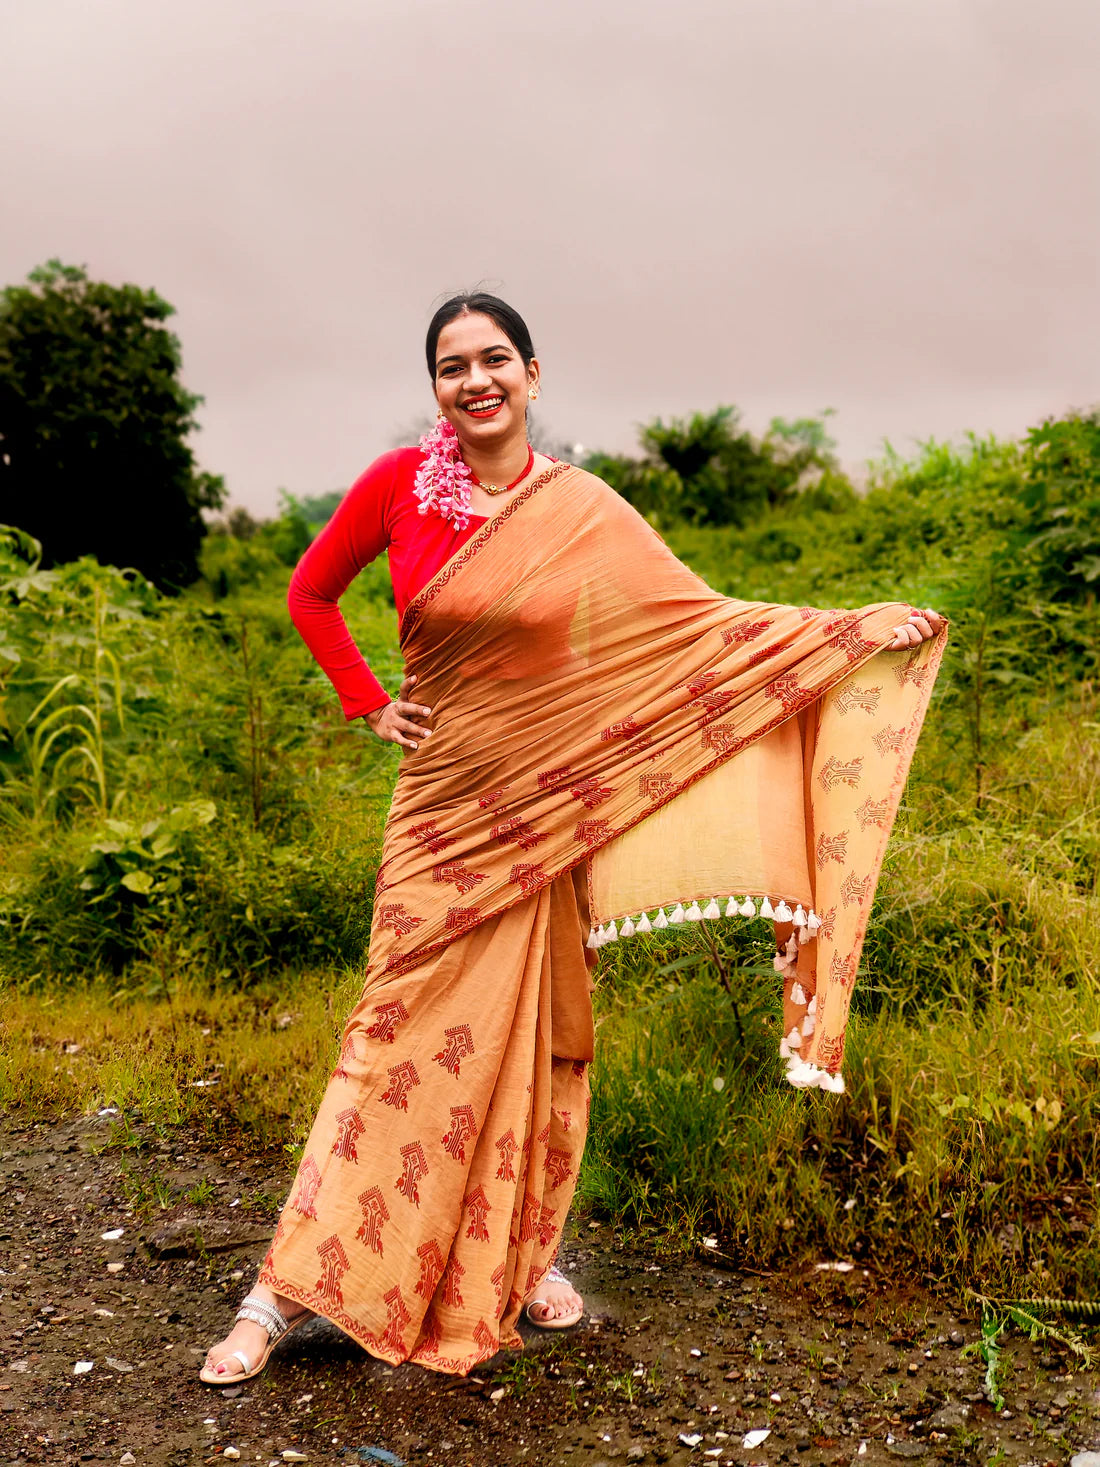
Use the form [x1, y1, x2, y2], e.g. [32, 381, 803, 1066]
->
[1, 1113, 1098, 1467]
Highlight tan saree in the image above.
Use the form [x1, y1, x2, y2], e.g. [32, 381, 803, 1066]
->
[260, 462, 946, 1372]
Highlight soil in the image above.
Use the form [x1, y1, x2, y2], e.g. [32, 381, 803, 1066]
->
[1, 1112, 1098, 1467]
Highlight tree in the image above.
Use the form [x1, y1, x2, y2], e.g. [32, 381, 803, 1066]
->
[0, 260, 225, 587]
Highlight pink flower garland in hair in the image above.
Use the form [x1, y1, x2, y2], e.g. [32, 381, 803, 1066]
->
[412, 416, 473, 529]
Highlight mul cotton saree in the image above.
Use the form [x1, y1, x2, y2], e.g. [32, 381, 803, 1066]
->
[259, 462, 946, 1373]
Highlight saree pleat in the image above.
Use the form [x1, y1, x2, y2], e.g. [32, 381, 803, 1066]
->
[262, 461, 945, 1371]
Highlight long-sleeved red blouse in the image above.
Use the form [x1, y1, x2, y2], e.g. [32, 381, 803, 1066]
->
[287, 446, 486, 720]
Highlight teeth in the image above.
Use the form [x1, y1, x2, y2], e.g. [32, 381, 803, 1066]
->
[465, 397, 502, 411]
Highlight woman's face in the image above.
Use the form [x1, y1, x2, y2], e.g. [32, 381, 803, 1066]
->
[433, 312, 539, 449]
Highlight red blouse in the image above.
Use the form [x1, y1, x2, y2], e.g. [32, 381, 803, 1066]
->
[287, 446, 486, 720]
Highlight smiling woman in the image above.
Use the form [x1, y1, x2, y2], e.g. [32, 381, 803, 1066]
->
[200, 291, 946, 1390]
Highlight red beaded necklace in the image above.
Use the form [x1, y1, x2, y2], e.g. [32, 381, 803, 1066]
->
[468, 444, 535, 496]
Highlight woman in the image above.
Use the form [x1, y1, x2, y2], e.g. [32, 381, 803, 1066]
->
[201, 293, 945, 1384]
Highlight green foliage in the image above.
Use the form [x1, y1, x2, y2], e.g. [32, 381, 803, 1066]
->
[0, 260, 225, 587]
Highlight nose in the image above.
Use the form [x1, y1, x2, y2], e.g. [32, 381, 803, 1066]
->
[463, 361, 492, 392]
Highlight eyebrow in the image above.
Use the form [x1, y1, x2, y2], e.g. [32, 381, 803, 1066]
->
[436, 343, 514, 367]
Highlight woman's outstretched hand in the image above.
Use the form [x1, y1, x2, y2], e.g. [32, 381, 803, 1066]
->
[889, 607, 945, 649]
[365, 673, 433, 750]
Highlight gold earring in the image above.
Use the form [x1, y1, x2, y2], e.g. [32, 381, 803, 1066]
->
[436, 407, 446, 420]
[528, 388, 539, 401]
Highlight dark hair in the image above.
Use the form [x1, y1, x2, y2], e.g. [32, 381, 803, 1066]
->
[425, 292, 536, 377]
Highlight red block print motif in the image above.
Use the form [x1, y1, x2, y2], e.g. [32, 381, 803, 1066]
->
[544, 1147, 574, 1189]
[721, 618, 773, 645]
[290, 1155, 321, 1219]
[509, 862, 548, 895]
[332, 1031, 358, 1079]
[815, 831, 849, 870]
[747, 643, 783, 668]
[432, 861, 486, 894]
[539, 1203, 559, 1249]
[477, 786, 510, 809]
[445, 906, 482, 934]
[829, 951, 858, 990]
[834, 684, 882, 716]
[701, 722, 743, 754]
[408, 819, 455, 854]
[574, 817, 613, 849]
[856, 796, 889, 830]
[639, 770, 675, 802]
[518, 1190, 542, 1243]
[414, 1238, 445, 1299]
[495, 1129, 519, 1182]
[873, 724, 906, 756]
[433, 1024, 475, 1078]
[375, 901, 423, 938]
[442, 1105, 478, 1161]
[418, 1309, 443, 1357]
[679, 670, 716, 695]
[490, 816, 547, 851]
[315, 1233, 349, 1310]
[765, 673, 805, 715]
[464, 1184, 492, 1242]
[841, 871, 871, 908]
[555, 1108, 573, 1132]
[816, 1029, 846, 1072]
[569, 775, 614, 809]
[818, 755, 864, 791]
[473, 1319, 497, 1355]
[355, 1185, 390, 1255]
[441, 1255, 465, 1308]
[490, 1262, 506, 1306]
[600, 715, 646, 741]
[381, 1285, 411, 1355]
[365, 999, 409, 1045]
[894, 654, 930, 690]
[380, 1060, 421, 1112]
[374, 860, 393, 895]
[817, 906, 837, 940]
[571, 1060, 588, 1079]
[688, 690, 734, 715]
[331, 1106, 365, 1162]
[537, 764, 574, 789]
[824, 615, 877, 664]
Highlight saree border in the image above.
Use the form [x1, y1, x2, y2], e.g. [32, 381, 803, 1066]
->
[399, 460, 576, 646]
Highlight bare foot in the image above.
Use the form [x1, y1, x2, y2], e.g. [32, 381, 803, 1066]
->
[202, 1281, 310, 1381]
[524, 1269, 584, 1325]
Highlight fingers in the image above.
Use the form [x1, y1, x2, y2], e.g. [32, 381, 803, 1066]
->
[890, 607, 945, 647]
[394, 698, 432, 735]
[889, 623, 921, 648]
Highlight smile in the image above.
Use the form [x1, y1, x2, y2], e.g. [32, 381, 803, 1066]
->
[461, 396, 504, 417]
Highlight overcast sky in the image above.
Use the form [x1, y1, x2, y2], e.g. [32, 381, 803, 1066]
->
[3, 0, 1098, 513]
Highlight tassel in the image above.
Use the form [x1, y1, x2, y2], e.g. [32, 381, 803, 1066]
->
[759, 896, 775, 920]
[724, 896, 738, 917]
[819, 1071, 846, 1094]
[806, 910, 822, 931]
[739, 897, 756, 918]
[669, 903, 686, 924]
[774, 899, 794, 922]
[807, 994, 818, 1015]
[798, 925, 813, 946]
[785, 1060, 820, 1089]
[653, 908, 669, 929]
[792, 904, 807, 927]
[802, 1012, 816, 1037]
[619, 915, 635, 938]
[636, 911, 652, 934]
[790, 981, 807, 1006]
[685, 900, 703, 921]
[606, 920, 618, 943]
[703, 898, 721, 919]
[786, 1026, 802, 1049]
[586, 928, 599, 950]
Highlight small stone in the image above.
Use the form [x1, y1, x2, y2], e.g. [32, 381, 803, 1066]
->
[489, 1387, 506, 1402]
[120, 1456, 136, 1466]
[906, 1361, 920, 1375]
[679, 1435, 703, 1448]
[106, 1262, 124, 1274]
[1070, 1455, 1100, 1467]
[281, 1455, 308, 1464]
[7, 1362, 28, 1373]
[928, 1403, 969, 1430]
[73, 1361, 93, 1375]
[886, 1446, 927, 1459]
[627, 1450, 645, 1463]
[223, 1452, 241, 1462]
[105, 1357, 133, 1373]
[947, 1330, 964, 1347]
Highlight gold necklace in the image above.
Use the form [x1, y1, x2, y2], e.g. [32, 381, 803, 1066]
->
[469, 445, 535, 496]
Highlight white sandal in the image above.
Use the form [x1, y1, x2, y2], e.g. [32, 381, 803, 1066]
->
[199, 1293, 310, 1386]
[523, 1264, 584, 1331]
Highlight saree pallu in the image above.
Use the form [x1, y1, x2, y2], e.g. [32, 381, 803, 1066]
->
[261, 462, 946, 1372]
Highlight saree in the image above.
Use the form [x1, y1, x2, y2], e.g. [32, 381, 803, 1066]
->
[260, 462, 946, 1372]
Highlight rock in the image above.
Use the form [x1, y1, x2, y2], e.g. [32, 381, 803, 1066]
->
[120, 1457, 136, 1466]
[627, 1450, 646, 1462]
[142, 1210, 271, 1259]
[1070, 1455, 1100, 1467]
[223, 1452, 241, 1462]
[947, 1329, 964, 1347]
[886, 1446, 927, 1459]
[104, 1357, 133, 1373]
[928, 1403, 970, 1430]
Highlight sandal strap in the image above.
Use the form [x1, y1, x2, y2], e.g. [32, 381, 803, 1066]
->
[230, 1348, 253, 1374]
[546, 1264, 570, 1286]
[235, 1294, 289, 1340]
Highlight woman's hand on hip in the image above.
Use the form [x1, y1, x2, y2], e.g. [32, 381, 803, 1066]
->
[889, 607, 944, 649]
[365, 674, 432, 750]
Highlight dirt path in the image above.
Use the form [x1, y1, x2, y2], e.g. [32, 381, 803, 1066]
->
[1, 1112, 1097, 1467]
